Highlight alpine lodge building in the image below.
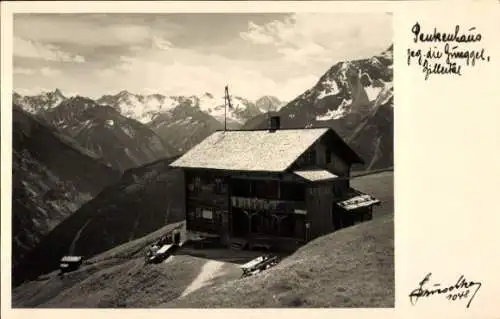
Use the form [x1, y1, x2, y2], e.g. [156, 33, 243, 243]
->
[170, 116, 380, 251]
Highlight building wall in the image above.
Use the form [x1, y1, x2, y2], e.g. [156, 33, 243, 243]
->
[294, 140, 350, 174]
[292, 139, 351, 195]
[305, 183, 335, 238]
[184, 167, 353, 244]
[184, 169, 229, 240]
[184, 169, 309, 243]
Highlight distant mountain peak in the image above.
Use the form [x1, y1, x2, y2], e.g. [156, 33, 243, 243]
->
[66, 95, 96, 104]
[52, 88, 64, 96]
[13, 89, 68, 114]
[117, 90, 133, 97]
[255, 95, 285, 112]
[380, 44, 394, 60]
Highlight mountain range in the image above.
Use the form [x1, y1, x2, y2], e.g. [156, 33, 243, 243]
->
[14, 90, 286, 159]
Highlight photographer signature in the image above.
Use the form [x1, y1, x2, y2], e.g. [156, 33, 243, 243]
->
[409, 273, 482, 308]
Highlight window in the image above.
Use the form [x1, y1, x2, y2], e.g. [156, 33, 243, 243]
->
[304, 149, 316, 165]
[190, 176, 201, 193]
[231, 179, 252, 197]
[280, 182, 305, 201]
[202, 209, 213, 219]
[253, 180, 279, 199]
[214, 178, 227, 194]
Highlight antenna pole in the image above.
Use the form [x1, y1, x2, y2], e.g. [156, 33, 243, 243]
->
[224, 86, 227, 131]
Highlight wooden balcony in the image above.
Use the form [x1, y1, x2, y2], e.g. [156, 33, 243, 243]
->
[230, 196, 306, 212]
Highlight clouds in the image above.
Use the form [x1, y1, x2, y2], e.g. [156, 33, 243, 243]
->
[96, 51, 320, 100]
[14, 14, 180, 48]
[13, 13, 392, 101]
[14, 66, 61, 77]
[13, 67, 35, 75]
[240, 13, 392, 64]
[13, 37, 85, 62]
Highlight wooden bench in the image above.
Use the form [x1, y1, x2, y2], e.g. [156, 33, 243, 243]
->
[240, 255, 279, 278]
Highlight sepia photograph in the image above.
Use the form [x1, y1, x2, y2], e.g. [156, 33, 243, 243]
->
[10, 12, 394, 308]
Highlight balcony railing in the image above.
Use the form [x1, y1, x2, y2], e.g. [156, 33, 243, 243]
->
[230, 196, 306, 212]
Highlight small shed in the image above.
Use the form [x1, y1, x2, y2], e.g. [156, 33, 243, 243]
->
[59, 255, 83, 273]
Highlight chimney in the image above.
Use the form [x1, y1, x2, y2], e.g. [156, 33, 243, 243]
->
[268, 116, 280, 132]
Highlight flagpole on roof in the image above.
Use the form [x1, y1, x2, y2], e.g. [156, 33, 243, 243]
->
[267, 100, 271, 125]
[224, 85, 227, 131]
[224, 85, 233, 132]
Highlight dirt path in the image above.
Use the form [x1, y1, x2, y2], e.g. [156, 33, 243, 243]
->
[69, 219, 92, 254]
[180, 260, 225, 297]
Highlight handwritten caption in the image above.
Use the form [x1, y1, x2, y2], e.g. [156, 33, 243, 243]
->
[409, 273, 482, 308]
[407, 22, 491, 80]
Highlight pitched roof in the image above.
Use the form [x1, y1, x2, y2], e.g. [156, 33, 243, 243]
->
[60, 256, 82, 263]
[170, 128, 329, 172]
[293, 169, 338, 182]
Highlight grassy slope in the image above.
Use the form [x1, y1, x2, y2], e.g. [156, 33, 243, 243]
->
[40, 255, 206, 308]
[164, 171, 394, 308]
[12, 222, 186, 307]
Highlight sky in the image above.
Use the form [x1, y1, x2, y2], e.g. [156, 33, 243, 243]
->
[13, 13, 392, 101]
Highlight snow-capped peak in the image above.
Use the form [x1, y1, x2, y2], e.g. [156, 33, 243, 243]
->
[94, 91, 283, 126]
[13, 89, 67, 114]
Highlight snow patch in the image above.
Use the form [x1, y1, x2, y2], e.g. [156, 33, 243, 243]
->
[317, 78, 340, 99]
[364, 86, 383, 102]
[106, 120, 114, 126]
[121, 126, 135, 138]
[381, 49, 393, 60]
[315, 99, 351, 121]
[370, 57, 383, 66]
[114, 94, 180, 124]
[337, 62, 351, 86]
[374, 81, 394, 106]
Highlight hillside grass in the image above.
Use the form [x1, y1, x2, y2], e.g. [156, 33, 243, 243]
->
[165, 214, 393, 308]
[351, 170, 393, 219]
[12, 222, 185, 307]
[40, 255, 207, 308]
[351, 166, 393, 178]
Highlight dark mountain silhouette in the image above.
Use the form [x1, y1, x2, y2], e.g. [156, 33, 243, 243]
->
[12, 104, 120, 274]
[13, 156, 185, 287]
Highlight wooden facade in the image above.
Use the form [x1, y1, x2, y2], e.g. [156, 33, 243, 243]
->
[180, 131, 377, 251]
